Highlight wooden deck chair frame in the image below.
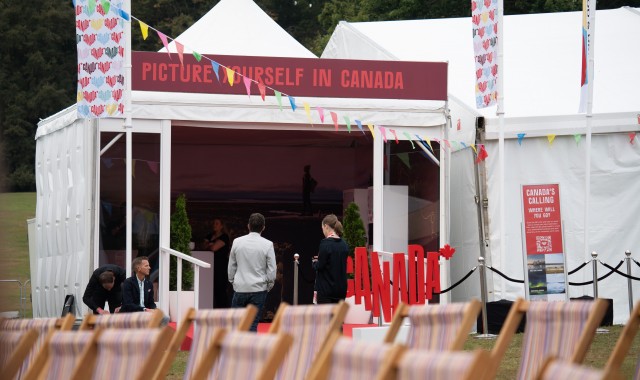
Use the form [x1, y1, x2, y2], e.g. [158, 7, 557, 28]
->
[484, 297, 608, 380]
[377, 348, 489, 380]
[305, 330, 405, 380]
[69, 325, 173, 380]
[22, 328, 104, 380]
[78, 308, 164, 330]
[152, 305, 258, 380]
[189, 329, 294, 380]
[0, 329, 39, 380]
[382, 298, 482, 349]
[536, 356, 623, 380]
[604, 301, 640, 373]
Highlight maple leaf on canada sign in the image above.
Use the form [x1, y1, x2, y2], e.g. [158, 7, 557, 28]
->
[439, 244, 456, 260]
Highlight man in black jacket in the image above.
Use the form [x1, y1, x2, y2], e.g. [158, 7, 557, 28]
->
[82, 264, 126, 314]
[120, 256, 157, 312]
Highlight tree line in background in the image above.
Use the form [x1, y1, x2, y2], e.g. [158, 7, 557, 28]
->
[0, 0, 637, 192]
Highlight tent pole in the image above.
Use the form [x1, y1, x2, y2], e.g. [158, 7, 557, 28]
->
[497, 0, 506, 298]
[124, 0, 133, 278]
[583, 0, 596, 272]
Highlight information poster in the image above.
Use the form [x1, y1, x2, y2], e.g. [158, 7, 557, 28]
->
[522, 184, 568, 301]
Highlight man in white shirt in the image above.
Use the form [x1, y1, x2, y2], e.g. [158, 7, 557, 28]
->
[228, 213, 276, 331]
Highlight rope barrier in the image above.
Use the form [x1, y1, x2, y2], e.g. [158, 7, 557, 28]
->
[486, 266, 525, 284]
[634, 258, 640, 268]
[568, 260, 623, 286]
[600, 260, 640, 281]
[567, 260, 590, 275]
[435, 266, 478, 295]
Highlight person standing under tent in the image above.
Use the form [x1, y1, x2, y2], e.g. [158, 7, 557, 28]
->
[204, 218, 232, 308]
[312, 214, 348, 304]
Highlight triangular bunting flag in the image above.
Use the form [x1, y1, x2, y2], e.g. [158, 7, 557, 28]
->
[367, 124, 375, 139]
[118, 7, 130, 21]
[225, 67, 235, 86]
[443, 139, 451, 148]
[355, 120, 364, 134]
[330, 112, 339, 131]
[343, 116, 351, 133]
[379, 126, 388, 143]
[288, 96, 297, 111]
[390, 129, 399, 144]
[175, 41, 185, 66]
[547, 134, 556, 145]
[243, 77, 252, 98]
[461, 142, 467, 148]
[471, 144, 477, 154]
[517, 133, 526, 145]
[630, 132, 637, 144]
[274, 90, 283, 111]
[157, 32, 171, 57]
[100, 0, 110, 15]
[475, 144, 489, 164]
[424, 136, 434, 152]
[258, 82, 266, 101]
[211, 61, 220, 82]
[139, 21, 149, 40]
[147, 160, 159, 174]
[192, 51, 202, 62]
[304, 103, 313, 126]
[402, 132, 415, 149]
[398, 152, 411, 168]
[574, 134, 582, 145]
[317, 107, 325, 123]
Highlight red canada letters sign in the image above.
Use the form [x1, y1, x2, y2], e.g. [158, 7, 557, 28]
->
[132, 51, 448, 101]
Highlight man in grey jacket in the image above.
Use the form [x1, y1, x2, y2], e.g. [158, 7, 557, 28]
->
[228, 213, 276, 331]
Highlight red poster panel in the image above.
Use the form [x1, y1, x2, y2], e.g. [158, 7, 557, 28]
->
[522, 184, 563, 255]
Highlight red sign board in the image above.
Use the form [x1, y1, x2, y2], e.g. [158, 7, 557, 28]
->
[522, 184, 563, 255]
[132, 51, 448, 101]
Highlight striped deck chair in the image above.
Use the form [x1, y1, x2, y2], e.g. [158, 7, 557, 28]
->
[604, 301, 640, 378]
[78, 308, 164, 330]
[190, 329, 293, 380]
[0, 314, 74, 380]
[0, 329, 39, 380]
[536, 357, 623, 380]
[485, 298, 608, 380]
[381, 348, 489, 380]
[22, 329, 101, 380]
[383, 299, 481, 350]
[153, 305, 257, 380]
[268, 301, 349, 380]
[306, 331, 403, 380]
[70, 326, 173, 380]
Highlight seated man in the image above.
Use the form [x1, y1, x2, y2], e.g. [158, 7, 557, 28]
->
[82, 264, 126, 314]
[121, 256, 157, 313]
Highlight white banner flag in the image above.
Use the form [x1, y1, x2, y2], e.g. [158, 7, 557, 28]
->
[471, 0, 498, 109]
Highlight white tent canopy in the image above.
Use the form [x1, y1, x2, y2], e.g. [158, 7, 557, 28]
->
[323, 7, 640, 323]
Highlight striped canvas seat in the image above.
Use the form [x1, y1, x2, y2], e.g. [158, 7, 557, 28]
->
[0, 329, 38, 380]
[274, 304, 343, 380]
[190, 330, 293, 380]
[76, 327, 172, 380]
[384, 299, 480, 350]
[80, 309, 163, 329]
[394, 350, 488, 380]
[38, 331, 96, 380]
[325, 337, 396, 380]
[0, 317, 70, 380]
[182, 307, 257, 380]
[537, 359, 622, 380]
[517, 301, 604, 380]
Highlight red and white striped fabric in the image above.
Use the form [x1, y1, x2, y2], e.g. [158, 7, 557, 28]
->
[326, 337, 395, 379]
[0, 317, 58, 379]
[90, 328, 161, 380]
[396, 350, 478, 380]
[91, 312, 155, 329]
[44, 331, 95, 380]
[406, 303, 469, 350]
[214, 331, 283, 380]
[540, 360, 609, 380]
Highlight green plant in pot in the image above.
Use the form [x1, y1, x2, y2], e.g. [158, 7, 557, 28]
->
[342, 202, 367, 279]
[170, 193, 194, 291]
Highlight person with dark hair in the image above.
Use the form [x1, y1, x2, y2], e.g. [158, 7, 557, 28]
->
[120, 256, 157, 313]
[204, 218, 232, 308]
[228, 213, 276, 331]
[83, 264, 126, 314]
[312, 214, 348, 304]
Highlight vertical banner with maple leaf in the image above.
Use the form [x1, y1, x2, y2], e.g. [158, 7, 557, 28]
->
[76, 0, 125, 118]
[471, 0, 498, 108]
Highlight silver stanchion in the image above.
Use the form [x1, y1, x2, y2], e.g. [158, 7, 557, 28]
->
[591, 251, 608, 334]
[293, 253, 299, 306]
[626, 250, 634, 315]
[476, 257, 496, 339]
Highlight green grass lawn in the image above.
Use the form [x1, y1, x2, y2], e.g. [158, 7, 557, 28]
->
[0, 192, 36, 317]
[2, 192, 638, 378]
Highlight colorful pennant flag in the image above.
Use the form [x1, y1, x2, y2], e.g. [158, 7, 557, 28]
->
[175, 41, 185, 66]
[192, 51, 202, 62]
[343, 116, 351, 132]
[398, 152, 411, 168]
[157, 31, 170, 57]
[225, 67, 235, 86]
[330, 112, 339, 131]
[100, 0, 110, 15]
[317, 107, 325, 123]
[355, 120, 364, 134]
[258, 82, 266, 100]
[547, 134, 556, 145]
[288, 96, 297, 111]
[367, 124, 375, 139]
[402, 132, 415, 149]
[139, 20, 149, 40]
[274, 90, 283, 110]
[379, 126, 388, 143]
[390, 129, 399, 144]
[574, 134, 582, 145]
[629, 132, 636, 144]
[304, 102, 313, 126]
[243, 77, 252, 97]
[211, 61, 220, 82]
[517, 133, 526, 145]
[475, 144, 489, 163]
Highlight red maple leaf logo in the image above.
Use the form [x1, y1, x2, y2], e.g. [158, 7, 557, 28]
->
[439, 244, 456, 260]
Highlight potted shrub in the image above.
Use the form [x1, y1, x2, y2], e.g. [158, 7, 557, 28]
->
[169, 193, 194, 321]
[342, 202, 371, 324]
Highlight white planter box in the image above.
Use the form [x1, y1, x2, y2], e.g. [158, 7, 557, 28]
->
[168, 290, 195, 323]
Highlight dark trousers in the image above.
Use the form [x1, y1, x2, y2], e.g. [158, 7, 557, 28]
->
[316, 294, 342, 304]
[91, 287, 123, 314]
[231, 290, 267, 332]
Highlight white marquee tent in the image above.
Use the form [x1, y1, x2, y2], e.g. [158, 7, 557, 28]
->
[323, 7, 640, 322]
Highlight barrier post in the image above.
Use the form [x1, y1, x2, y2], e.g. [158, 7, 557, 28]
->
[293, 253, 299, 306]
[591, 251, 598, 299]
[476, 257, 496, 339]
[626, 250, 634, 315]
